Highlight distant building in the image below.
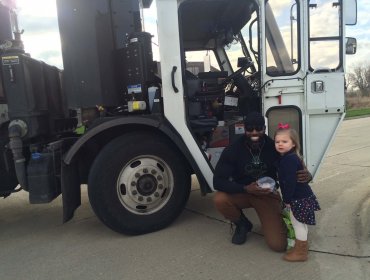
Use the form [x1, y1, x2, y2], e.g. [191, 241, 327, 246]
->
[186, 61, 219, 75]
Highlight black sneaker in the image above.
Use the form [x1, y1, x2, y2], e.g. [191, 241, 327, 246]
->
[231, 214, 253, 245]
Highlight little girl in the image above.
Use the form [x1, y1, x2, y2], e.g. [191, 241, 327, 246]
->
[274, 124, 320, 262]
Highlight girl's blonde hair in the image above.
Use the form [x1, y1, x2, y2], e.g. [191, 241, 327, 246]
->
[274, 128, 302, 159]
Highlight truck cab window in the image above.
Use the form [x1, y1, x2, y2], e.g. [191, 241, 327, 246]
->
[265, 0, 300, 76]
[224, 38, 244, 72]
[224, 8, 259, 74]
[309, 0, 342, 71]
[185, 51, 220, 75]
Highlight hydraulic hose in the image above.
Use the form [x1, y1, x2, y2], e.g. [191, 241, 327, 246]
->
[8, 123, 28, 190]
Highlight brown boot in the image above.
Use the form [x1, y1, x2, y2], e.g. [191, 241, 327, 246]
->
[283, 240, 308, 262]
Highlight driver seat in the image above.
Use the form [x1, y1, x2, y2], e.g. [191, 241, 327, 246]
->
[186, 71, 227, 133]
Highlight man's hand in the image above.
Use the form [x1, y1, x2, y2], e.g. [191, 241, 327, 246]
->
[244, 182, 271, 196]
[296, 169, 312, 183]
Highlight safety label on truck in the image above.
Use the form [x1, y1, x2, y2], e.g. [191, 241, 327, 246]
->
[2, 56, 19, 65]
[224, 96, 238, 107]
[234, 123, 245, 134]
[127, 84, 142, 94]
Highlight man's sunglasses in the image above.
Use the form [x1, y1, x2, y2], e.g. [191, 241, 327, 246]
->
[245, 125, 265, 132]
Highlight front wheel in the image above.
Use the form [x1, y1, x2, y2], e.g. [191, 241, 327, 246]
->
[88, 132, 191, 234]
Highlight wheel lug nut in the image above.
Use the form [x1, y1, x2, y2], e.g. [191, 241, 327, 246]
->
[151, 169, 157, 175]
[143, 168, 148, 173]
[131, 181, 136, 186]
[154, 192, 159, 197]
[135, 173, 140, 178]
[158, 184, 163, 189]
[138, 196, 143, 201]
[157, 175, 162, 180]
[132, 190, 137, 195]
[147, 197, 152, 202]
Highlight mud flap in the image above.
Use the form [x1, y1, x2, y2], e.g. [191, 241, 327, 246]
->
[61, 160, 81, 222]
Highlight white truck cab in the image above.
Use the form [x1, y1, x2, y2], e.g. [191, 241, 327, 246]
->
[157, 0, 357, 185]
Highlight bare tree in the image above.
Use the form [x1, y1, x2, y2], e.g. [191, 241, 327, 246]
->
[347, 64, 370, 97]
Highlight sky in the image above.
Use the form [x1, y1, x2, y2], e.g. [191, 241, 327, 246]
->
[9, 0, 370, 73]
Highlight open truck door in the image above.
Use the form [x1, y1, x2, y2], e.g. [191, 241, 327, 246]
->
[262, 0, 357, 178]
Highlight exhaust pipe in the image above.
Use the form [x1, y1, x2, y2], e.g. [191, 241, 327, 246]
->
[8, 119, 28, 190]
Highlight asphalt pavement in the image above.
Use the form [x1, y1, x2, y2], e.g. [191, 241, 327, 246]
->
[0, 117, 369, 280]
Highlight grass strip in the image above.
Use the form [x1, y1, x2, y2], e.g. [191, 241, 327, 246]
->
[345, 108, 370, 118]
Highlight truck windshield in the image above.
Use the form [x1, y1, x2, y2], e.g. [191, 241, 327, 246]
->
[224, 6, 258, 75]
[224, 0, 299, 77]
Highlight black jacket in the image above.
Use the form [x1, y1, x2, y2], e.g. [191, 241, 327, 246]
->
[277, 151, 313, 204]
[213, 135, 278, 193]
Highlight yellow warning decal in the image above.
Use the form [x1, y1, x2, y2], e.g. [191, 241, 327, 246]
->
[132, 101, 140, 110]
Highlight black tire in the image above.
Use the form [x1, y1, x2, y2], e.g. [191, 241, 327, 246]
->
[88, 131, 191, 235]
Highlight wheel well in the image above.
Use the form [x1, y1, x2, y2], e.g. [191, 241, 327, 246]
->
[74, 124, 192, 183]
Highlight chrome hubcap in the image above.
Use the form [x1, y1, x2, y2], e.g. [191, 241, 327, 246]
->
[116, 156, 174, 215]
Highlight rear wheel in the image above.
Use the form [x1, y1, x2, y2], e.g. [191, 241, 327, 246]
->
[88, 131, 191, 234]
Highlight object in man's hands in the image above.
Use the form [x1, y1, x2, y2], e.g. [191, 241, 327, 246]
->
[257, 176, 276, 192]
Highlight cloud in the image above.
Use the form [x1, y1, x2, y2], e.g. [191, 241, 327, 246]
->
[268, 0, 293, 18]
[16, 0, 368, 73]
[17, 0, 57, 17]
[18, 0, 160, 66]
[16, 0, 62, 67]
[347, 40, 370, 69]
[21, 30, 63, 68]
[37, 49, 61, 61]
[18, 17, 59, 35]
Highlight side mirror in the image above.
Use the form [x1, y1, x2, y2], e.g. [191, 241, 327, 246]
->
[237, 57, 253, 68]
[344, 0, 357, 25]
[346, 37, 357, 55]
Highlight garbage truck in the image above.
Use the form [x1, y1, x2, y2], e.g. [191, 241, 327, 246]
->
[0, 0, 357, 234]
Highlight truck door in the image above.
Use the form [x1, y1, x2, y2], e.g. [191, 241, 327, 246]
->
[156, 0, 215, 189]
[262, 0, 346, 177]
[304, 0, 345, 176]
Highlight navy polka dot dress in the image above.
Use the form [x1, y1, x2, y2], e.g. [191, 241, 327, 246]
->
[290, 195, 321, 225]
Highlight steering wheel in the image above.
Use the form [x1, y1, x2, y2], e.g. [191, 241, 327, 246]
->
[246, 71, 260, 91]
[224, 60, 254, 83]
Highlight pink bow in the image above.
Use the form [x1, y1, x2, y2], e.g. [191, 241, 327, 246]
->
[278, 123, 290, 129]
